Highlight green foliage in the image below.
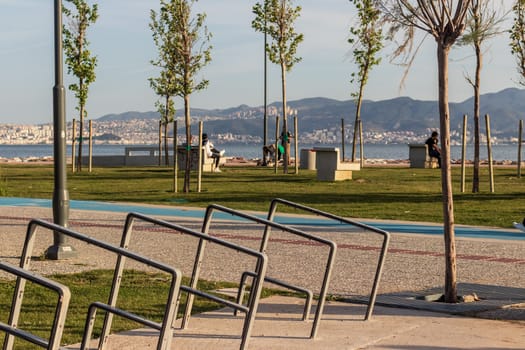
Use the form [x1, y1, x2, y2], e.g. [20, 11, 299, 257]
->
[63, 0, 98, 117]
[252, 0, 304, 72]
[150, 71, 176, 125]
[348, 0, 383, 161]
[348, 0, 383, 99]
[150, 0, 212, 99]
[458, 0, 506, 47]
[252, 0, 304, 172]
[150, 0, 212, 191]
[155, 98, 176, 125]
[510, 0, 525, 85]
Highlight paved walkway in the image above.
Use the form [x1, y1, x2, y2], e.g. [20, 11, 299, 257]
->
[1, 200, 525, 349]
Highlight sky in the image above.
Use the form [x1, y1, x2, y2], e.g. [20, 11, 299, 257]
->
[0, 0, 520, 124]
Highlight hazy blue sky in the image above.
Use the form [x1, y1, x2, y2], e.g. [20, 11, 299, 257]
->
[0, 0, 519, 124]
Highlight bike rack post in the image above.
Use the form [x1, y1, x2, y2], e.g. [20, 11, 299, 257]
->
[267, 198, 391, 323]
[0, 261, 70, 350]
[6, 219, 182, 350]
[195, 204, 337, 340]
[111, 212, 268, 350]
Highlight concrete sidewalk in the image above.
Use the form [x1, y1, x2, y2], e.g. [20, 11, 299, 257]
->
[68, 295, 525, 349]
[1, 203, 525, 349]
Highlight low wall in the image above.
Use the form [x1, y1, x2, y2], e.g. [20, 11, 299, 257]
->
[80, 146, 217, 169]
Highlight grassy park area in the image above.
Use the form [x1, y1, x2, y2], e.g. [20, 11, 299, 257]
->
[0, 269, 278, 348]
[0, 163, 523, 348]
[0, 163, 523, 228]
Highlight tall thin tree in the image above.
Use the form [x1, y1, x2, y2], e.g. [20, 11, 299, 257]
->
[379, 0, 472, 303]
[253, 0, 304, 174]
[511, 0, 525, 85]
[150, 37, 177, 165]
[63, 0, 98, 172]
[348, 0, 383, 163]
[150, 0, 212, 192]
[458, 0, 506, 193]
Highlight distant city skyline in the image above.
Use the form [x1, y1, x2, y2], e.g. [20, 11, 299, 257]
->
[0, 0, 518, 124]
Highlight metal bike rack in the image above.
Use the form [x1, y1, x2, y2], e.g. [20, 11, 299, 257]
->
[5, 219, 182, 350]
[266, 198, 391, 321]
[109, 212, 268, 350]
[238, 271, 313, 321]
[196, 204, 337, 341]
[0, 261, 70, 350]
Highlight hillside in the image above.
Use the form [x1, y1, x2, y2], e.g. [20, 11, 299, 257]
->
[97, 88, 525, 138]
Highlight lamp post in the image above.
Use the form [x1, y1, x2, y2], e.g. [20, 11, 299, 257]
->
[263, 0, 268, 157]
[46, 0, 75, 260]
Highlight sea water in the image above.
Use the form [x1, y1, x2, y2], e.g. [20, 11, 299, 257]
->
[0, 143, 522, 161]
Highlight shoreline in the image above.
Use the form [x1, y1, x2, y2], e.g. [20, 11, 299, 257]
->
[0, 155, 521, 167]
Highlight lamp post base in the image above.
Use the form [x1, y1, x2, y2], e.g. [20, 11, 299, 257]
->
[45, 244, 77, 260]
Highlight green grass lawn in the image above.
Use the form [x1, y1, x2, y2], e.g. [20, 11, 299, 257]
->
[0, 269, 274, 349]
[0, 163, 523, 228]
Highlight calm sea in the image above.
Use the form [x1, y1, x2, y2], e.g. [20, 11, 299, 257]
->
[0, 143, 522, 161]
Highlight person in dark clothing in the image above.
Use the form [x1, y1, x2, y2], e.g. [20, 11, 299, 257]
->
[425, 131, 441, 168]
[261, 143, 285, 166]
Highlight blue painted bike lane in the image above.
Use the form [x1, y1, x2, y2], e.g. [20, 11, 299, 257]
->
[1, 197, 523, 241]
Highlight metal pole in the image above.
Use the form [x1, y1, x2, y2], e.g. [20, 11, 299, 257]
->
[47, 0, 74, 259]
[88, 120, 93, 173]
[263, 2, 268, 159]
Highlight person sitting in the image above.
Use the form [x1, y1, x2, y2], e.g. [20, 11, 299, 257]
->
[261, 144, 275, 166]
[202, 133, 225, 172]
[425, 131, 441, 168]
[261, 143, 285, 166]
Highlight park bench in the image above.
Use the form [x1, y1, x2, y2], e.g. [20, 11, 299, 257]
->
[176, 145, 226, 172]
[123, 145, 225, 171]
[313, 147, 360, 181]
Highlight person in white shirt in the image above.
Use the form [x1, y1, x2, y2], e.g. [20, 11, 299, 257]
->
[202, 133, 225, 172]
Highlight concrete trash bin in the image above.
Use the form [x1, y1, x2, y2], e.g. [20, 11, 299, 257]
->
[299, 149, 316, 170]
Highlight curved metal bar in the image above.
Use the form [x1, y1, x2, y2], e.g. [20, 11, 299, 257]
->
[202, 204, 337, 341]
[0, 261, 70, 350]
[8, 219, 182, 350]
[116, 212, 268, 350]
[267, 198, 391, 323]
[237, 271, 313, 321]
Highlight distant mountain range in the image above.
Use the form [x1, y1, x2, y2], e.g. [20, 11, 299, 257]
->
[97, 87, 525, 138]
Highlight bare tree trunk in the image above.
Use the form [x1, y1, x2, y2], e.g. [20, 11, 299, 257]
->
[351, 79, 366, 162]
[164, 122, 169, 166]
[77, 117, 83, 172]
[183, 94, 191, 193]
[77, 76, 85, 172]
[437, 44, 458, 303]
[472, 42, 482, 193]
[78, 102, 84, 172]
[76, 29, 85, 172]
[281, 60, 289, 174]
